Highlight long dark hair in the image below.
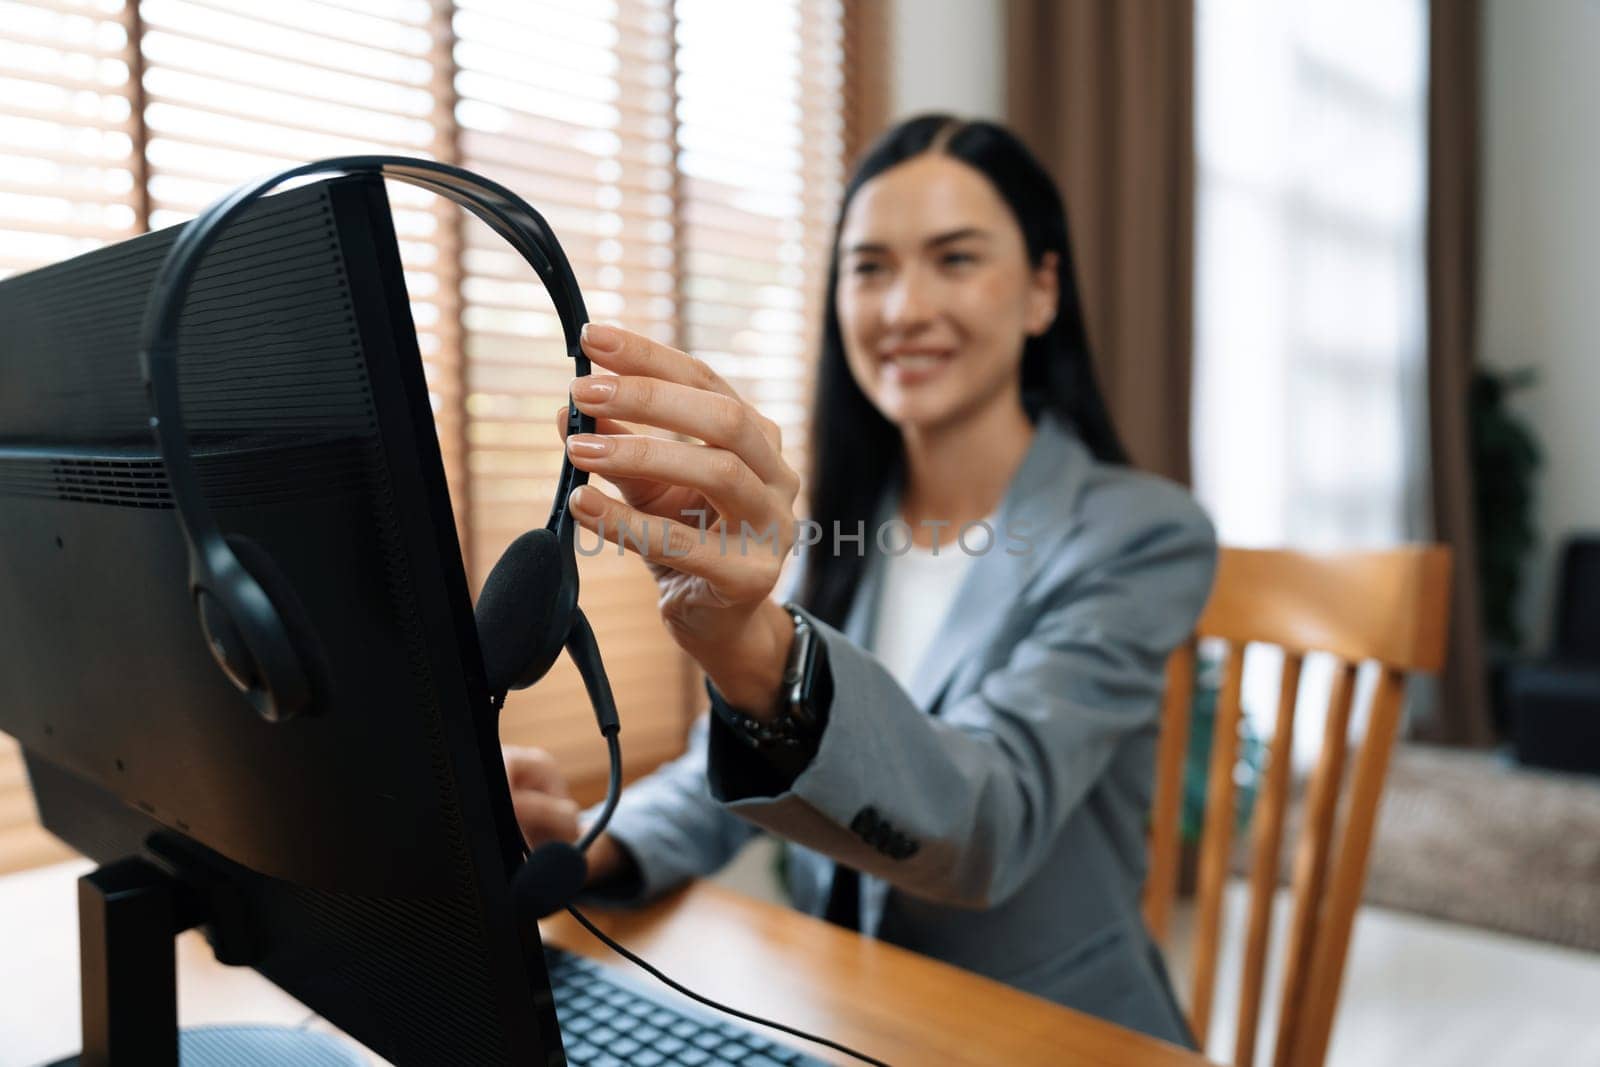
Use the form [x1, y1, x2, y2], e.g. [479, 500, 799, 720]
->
[796, 114, 1128, 627]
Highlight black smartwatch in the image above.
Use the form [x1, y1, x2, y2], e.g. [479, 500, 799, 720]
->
[708, 603, 832, 760]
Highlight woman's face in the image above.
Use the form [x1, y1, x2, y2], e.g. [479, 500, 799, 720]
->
[834, 153, 1058, 432]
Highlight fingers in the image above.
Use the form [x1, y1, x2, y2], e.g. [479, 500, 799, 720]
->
[553, 404, 684, 516]
[503, 744, 568, 796]
[510, 790, 581, 849]
[579, 323, 787, 468]
[567, 483, 786, 603]
[502, 747, 581, 849]
[568, 372, 792, 489]
[553, 404, 634, 443]
[581, 322, 740, 403]
[565, 434, 770, 529]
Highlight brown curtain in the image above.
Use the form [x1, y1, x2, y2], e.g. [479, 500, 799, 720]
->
[842, 0, 891, 171]
[1424, 0, 1493, 746]
[1005, 0, 1195, 485]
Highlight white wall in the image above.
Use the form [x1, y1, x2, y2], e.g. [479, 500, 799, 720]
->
[888, 0, 1006, 122]
[1479, 0, 1600, 646]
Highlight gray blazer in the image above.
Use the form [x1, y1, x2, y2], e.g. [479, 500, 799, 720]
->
[585, 410, 1217, 1048]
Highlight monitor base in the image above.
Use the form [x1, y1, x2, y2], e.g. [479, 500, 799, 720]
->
[47, 1025, 368, 1065]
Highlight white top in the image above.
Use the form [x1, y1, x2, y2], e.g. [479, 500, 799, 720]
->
[868, 523, 990, 695]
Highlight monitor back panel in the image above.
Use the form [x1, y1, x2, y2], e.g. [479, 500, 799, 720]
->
[0, 176, 561, 1065]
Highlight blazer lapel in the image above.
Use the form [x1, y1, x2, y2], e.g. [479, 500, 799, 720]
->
[901, 411, 1092, 712]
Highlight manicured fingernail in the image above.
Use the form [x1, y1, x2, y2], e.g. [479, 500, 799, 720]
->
[571, 377, 615, 403]
[569, 485, 603, 516]
[581, 322, 622, 354]
[567, 434, 612, 457]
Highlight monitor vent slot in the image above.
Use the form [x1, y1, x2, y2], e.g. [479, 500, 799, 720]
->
[0, 439, 379, 509]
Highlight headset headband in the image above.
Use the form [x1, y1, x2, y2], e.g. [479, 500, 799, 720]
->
[139, 155, 594, 721]
[140, 155, 592, 554]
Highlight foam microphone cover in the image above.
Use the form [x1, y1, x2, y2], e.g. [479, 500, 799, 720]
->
[475, 528, 571, 695]
[512, 842, 588, 920]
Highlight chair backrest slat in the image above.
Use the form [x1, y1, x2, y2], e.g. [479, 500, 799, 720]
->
[1289, 667, 1409, 1066]
[1271, 661, 1358, 1067]
[1188, 642, 1247, 1045]
[1145, 641, 1196, 943]
[1141, 546, 1452, 1066]
[1233, 651, 1304, 1067]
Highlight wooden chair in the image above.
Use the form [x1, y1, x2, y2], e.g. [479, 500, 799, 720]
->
[1142, 547, 1452, 1067]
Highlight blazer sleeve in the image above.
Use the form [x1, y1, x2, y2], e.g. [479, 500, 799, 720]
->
[706, 495, 1218, 910]
[578, 713, 759, 905]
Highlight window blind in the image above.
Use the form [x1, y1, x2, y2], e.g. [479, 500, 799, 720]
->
[0, 0, 849, 871]
[675, 0, 845, 489]
[450, 0, 690, 785]
[134, 0, 467, 524]
[0, 0, 140, 278]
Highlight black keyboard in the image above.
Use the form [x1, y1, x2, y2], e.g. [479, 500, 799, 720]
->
[545, 948, 830, 1067]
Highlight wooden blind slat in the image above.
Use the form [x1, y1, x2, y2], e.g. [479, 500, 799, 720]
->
[0, 30, 125, 62]
[143, 0, 434, 65]
[140, 26, 429, 90]
[0, 180, 138, 209]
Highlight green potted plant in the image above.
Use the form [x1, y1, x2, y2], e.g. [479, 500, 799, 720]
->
[1471, 366, 1542, 734]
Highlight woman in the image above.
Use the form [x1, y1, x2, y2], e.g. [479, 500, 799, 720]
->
[504, 115, 1216, 1048]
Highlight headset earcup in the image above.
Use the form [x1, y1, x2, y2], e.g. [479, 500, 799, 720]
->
[196, 588, 257, 693]
[222, 533, 330, 721]
[511, 841, 588, 920]
[474, 528, 575, 695]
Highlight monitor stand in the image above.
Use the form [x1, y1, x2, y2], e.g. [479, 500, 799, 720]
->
[45, 856, 365, 1067]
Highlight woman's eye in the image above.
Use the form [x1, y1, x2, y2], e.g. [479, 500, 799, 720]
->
[941, 251, 977, 268]
[850, 261, 883, 277]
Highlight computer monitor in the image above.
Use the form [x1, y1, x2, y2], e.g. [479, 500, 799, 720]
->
[0, 174, 566, 1064]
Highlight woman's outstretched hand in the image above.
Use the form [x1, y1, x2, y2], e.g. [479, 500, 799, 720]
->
[556, 322, 802, 715]
[502, 745, 626, 886]
[503, 744, 580, 850]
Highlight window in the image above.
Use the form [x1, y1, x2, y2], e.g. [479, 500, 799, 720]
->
[0, 0, 851, 871]
[1193, 0, 1429, 552]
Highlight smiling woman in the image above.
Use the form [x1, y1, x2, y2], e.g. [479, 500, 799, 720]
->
[502, 114, 1220, 1047]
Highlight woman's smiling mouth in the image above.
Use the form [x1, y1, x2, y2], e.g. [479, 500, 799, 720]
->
[881, 347, 954, 384]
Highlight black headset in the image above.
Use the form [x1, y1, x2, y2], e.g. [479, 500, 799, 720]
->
[139, 155, 621, 919]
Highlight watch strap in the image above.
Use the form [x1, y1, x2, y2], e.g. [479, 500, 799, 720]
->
[706, 604, 832, 772]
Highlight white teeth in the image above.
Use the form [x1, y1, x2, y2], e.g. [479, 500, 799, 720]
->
[889, 354, 944, 369]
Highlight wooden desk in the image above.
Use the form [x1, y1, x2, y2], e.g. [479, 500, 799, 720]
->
[543, 883, 1211, 1067]
[2, 861, 1213, 1067]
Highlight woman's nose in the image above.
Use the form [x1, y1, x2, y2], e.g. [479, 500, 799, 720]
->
[883, 267, 934, 329]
